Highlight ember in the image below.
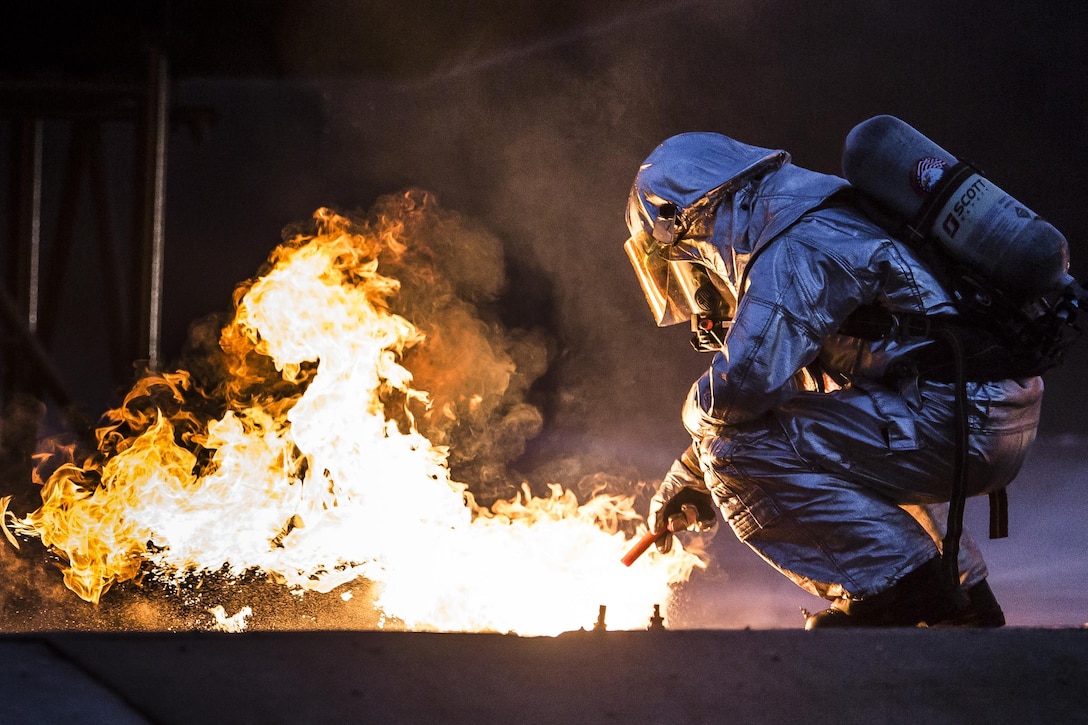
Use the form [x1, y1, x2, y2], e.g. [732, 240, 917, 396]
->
[2, 195, 702, 635]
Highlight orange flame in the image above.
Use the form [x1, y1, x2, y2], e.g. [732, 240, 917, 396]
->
[2, 200, 702, 635]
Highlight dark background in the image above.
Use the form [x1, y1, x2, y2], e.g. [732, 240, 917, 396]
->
[1, 1, 1086, 627]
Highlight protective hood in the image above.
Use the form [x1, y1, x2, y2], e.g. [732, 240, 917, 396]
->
[625, 132, 849, 326]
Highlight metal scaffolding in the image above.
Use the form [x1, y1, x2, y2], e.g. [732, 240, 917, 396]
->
[1, 49, 170, 418]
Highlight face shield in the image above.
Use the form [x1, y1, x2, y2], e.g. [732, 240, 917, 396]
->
[623, 227, 736, 328]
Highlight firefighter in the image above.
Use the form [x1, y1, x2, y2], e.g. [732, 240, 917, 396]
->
[625, 131, 1045, 627]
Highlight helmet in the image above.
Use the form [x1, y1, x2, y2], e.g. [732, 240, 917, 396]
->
[624, 133, 789, 337]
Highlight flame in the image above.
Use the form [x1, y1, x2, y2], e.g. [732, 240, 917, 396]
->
[3, 199, 701, 635]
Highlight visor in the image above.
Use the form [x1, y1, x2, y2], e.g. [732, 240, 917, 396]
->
[625, 231, 728, 327]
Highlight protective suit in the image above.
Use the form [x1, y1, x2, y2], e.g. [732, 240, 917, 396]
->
[626, 132, 1043, 626]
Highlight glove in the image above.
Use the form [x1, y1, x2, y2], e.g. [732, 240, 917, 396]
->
[648, 448, 718, 554]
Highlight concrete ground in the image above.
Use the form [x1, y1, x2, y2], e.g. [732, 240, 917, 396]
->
[2, 628, 1086, 724]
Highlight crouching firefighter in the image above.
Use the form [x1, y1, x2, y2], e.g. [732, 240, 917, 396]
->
[624, 118, 1083, 627]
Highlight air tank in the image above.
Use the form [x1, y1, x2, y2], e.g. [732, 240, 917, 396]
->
[842, 115, 1069, 296]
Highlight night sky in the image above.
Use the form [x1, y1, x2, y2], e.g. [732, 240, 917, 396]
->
[2, 1, 1086, 626]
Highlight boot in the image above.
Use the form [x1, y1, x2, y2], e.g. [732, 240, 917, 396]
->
[804, 557, 959, 629]
[932, 579, 1005, 627]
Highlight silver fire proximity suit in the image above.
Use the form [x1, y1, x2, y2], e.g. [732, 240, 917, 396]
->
[625, 132, 1043, 619]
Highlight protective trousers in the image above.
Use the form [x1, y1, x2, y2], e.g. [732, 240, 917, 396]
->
[698, 377, 1042, 600]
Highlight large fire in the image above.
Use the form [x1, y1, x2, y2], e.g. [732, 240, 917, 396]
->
[2, 195, 701, 636]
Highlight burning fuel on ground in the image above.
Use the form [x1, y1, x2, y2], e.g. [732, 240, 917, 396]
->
[0, 192, 702, 635]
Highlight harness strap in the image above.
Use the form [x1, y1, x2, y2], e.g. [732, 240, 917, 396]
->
[936, 328, 970, 602]
[989, 489, 1009, 539]
[839, 306, 1053, 382]
[839, 305, 1014, 550]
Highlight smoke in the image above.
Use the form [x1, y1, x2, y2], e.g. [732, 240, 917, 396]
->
[0, 7, 733, 628]
[9, 1, 1085, 629]
[356, 191, 553, 503]
[171, 190, 557, 508]
[177, 190, 559, 508]
[307, 3, 783, 481]
[0, 191, 675, 630]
